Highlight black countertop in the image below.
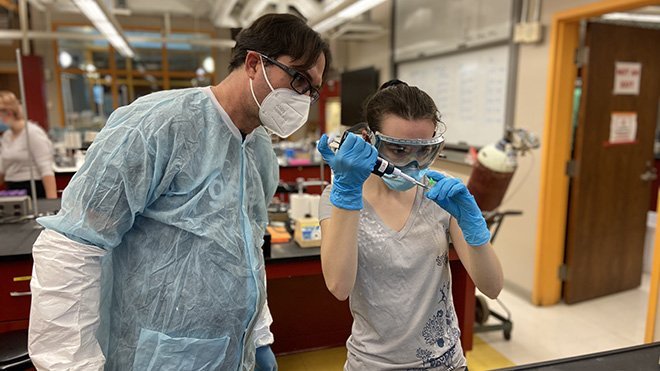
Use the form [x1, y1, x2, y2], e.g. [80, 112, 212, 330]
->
[0, 199, 61, 258]
[0, 219, 45, 257]
[499, 341, 660, 370]
[1, 200, 319, 262]
[267, 242, 320, 262]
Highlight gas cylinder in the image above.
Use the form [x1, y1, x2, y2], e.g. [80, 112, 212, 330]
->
[467, 140, 517, 212]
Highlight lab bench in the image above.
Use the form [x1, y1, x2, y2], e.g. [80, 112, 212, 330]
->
[0, 207, 475, 354]
[0, 199, 60, 334]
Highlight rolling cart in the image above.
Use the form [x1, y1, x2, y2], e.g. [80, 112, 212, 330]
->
[473, 210, 522, 341]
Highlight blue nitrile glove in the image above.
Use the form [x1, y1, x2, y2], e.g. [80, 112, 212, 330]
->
[255, 345, 278, 371]
[317, 133, 378, 210]
[425, 170, 491, 246]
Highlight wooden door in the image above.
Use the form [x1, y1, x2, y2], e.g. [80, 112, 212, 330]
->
[564, 22, 660, 304]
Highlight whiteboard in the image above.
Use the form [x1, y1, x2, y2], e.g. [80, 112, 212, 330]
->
[397, 45, 510, 148]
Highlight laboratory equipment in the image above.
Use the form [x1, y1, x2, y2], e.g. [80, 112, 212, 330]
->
[288, 192, 323, 248]
[0, 196, 32, 219]
[293, 216, 321, 248]
[289, 193, 322, 220]
[327, 132, 429, 190]
[465, 128, 538, 340]
[467, 128, 540, 211]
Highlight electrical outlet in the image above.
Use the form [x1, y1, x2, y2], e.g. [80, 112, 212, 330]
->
[524, 22, 543, 43]
[513, 22, 543, 44]
[513, 23, 526, 43]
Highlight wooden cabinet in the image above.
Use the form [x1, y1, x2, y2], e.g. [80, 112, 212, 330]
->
[266, 258, 352, 355]
[54, 172, 75, 194]
[0, 256, 32, 333]
[449, 249, 475, 351]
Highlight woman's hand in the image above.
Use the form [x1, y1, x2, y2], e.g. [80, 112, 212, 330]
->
[317, 133, 377, 210]
[425, 170, 490, 247]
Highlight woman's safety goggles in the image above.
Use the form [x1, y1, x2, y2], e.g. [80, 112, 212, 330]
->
[374, 132, 445, 169]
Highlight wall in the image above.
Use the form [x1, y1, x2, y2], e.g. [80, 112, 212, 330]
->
[332, 2, 392, 84]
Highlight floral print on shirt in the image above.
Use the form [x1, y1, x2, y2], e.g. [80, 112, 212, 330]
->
[414, 261, 461, 369]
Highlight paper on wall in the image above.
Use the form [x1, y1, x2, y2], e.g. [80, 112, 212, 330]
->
[609, 112, 637, 144]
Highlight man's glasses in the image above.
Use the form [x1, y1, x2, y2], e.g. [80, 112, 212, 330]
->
[260, 54, 320, 104]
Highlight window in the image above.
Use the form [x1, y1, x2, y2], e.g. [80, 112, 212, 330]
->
[54, 25, 217, 130]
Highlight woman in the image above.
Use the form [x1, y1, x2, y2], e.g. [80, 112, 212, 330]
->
[0, 91, 57, 199]
[316, 80, 503, 370]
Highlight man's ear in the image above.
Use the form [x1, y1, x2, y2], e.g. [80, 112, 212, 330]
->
[244, 52, 260, 80]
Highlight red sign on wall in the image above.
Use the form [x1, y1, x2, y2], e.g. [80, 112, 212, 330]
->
[613, 61, 641, 96]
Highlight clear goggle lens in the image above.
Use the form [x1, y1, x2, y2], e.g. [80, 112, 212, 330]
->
[375, 132, 445, 169]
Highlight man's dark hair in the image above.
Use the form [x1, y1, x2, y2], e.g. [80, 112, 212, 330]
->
[364, 80, 442, 133]
[228, 13, 331, 81]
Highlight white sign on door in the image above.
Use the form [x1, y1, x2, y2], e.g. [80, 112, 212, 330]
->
[609, 112, 637, 144]
[613, 62, 642, 95]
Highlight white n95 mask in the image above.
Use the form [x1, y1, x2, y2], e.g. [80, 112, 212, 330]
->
[250, 56, 311, 138]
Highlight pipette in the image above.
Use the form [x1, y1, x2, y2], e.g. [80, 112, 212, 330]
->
[388, 165, 430, 190]
[327, 133, 430, 190]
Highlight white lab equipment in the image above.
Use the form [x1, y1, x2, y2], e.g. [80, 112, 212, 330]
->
[288, 193, 321, 220]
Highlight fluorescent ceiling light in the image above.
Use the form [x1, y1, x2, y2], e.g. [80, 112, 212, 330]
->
[202, 56, 215, 74]
[323, 0, 347, 13]
[71, 0, 135, 58]
[602, 12, 660, 23]
[58, 51, 73, 68]
[313, 0, 388, 33]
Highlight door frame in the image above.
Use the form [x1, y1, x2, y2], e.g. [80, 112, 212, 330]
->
[645, 193, 660, 342]
[532, 0, 659, 306]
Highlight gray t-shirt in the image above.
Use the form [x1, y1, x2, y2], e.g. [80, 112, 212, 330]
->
[319, 185, 467, 370]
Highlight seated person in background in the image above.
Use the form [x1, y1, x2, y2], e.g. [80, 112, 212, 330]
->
[317, 80, 503, 370]
[0, 91, 57, 199]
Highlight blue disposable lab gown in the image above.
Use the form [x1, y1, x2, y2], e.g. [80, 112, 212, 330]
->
[38, 87, 279, 370]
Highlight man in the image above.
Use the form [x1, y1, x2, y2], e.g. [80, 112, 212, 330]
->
[28, 13, 330, 371]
